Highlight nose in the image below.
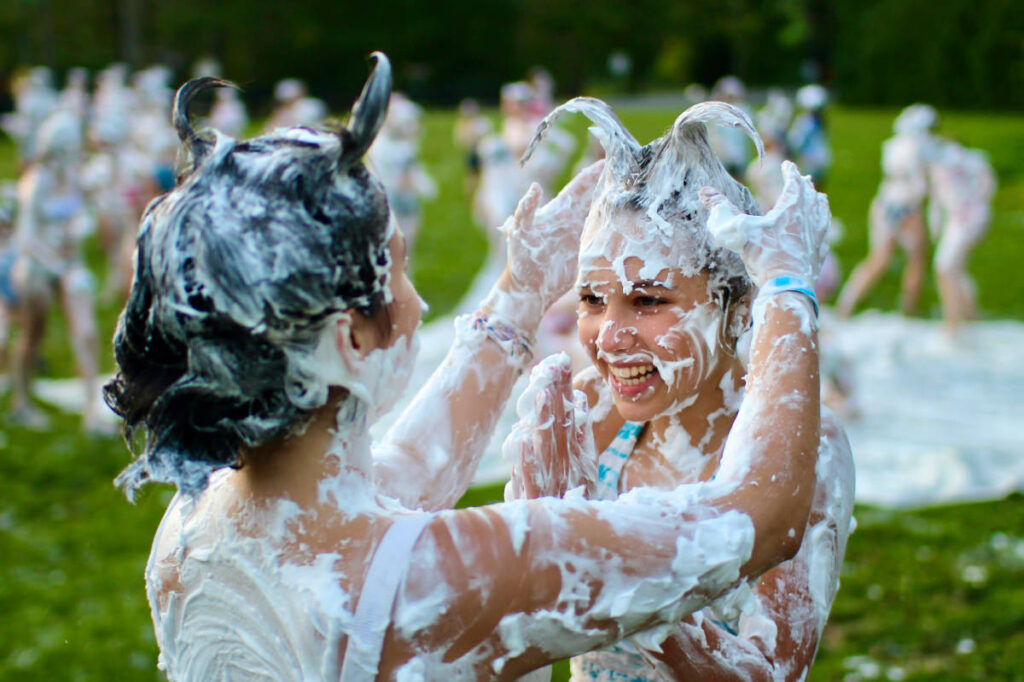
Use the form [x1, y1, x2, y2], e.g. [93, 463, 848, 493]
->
[596, 304, 636, 353]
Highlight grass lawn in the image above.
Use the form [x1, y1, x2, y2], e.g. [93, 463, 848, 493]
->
[1, 102, 1023, 680]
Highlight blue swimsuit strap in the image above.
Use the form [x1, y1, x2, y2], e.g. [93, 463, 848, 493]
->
[595, 422, 644, 501]
[593, 421, 738, 638]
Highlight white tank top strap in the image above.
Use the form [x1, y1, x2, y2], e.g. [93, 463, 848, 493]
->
[340, 512, 434, 682]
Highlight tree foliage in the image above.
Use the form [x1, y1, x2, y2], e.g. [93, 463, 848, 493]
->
[0, 0, 1020, 109]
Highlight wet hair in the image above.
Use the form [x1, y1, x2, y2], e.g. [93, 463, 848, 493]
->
[105, 53, 394, 499]
[526, 98, 763, 305]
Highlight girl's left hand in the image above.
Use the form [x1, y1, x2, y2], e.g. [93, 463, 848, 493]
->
[701, 160, 830, 287]
[497, 161, 604, 327]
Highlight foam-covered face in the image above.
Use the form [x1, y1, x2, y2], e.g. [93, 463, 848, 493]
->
[577, 253, 727, 424]
[379, 228, 421, 346]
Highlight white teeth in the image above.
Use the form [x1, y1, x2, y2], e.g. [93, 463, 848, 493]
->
[609, 364, 656, 385]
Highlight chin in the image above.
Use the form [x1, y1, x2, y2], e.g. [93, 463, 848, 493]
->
[610, 391, 669, 424]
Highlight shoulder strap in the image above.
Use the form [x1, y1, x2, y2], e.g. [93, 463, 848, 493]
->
[595, 422, 644, 501]
[340, 513, 433, 682]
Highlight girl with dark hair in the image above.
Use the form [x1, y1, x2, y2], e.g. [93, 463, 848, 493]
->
[506, 98, 855, 680]
[112, 54, 836, 680]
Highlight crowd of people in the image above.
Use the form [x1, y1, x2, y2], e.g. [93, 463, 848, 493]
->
[0, 61, 438, 433]
[0, 52, 1001, 681]
[0, 63, 182, 430]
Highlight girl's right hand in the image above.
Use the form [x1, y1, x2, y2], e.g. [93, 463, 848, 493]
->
[503, 354, 596, 501]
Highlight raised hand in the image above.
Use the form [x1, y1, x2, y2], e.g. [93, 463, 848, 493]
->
[504, 354, 597, 500]
[492, 161, 604, 329]
[700, 160, 830, 287]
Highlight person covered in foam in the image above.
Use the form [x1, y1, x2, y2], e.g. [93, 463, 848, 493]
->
[506, 97, 856, 680]
[925, 134, 996, 335]
[5, 107, 104, 431]
[110, 54, 832, 681]
[836, 103, 939, 318]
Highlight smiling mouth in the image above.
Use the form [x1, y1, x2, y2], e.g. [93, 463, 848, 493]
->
[608, 363, 657, 386]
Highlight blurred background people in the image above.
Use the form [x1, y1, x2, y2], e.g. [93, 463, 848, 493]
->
[837, 104, 938, 318]
[264, 78, 328, 130]
[787, 83, 831, 187]
[927, 136, 996, 334]
[367, 92, 437, 254]
[4, 109, 102, 431]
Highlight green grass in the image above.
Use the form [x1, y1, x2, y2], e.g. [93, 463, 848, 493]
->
[2, 104, 1023, 680]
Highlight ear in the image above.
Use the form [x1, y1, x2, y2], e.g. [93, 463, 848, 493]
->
[718, 288, 754, 356]
[729, 289, 754, 339]
[335, 310, 382, 368]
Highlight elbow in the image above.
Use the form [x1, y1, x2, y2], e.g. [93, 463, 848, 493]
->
[777, 516, 808, 564]
[743, 479, 815, 577]
[776, 477, 816, 564]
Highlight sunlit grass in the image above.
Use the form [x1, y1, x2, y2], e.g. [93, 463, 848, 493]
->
[1, 103, 1023, 680]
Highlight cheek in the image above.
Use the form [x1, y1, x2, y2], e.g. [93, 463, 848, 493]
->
[652, 306, 722, 383]
[576, 314, 600, 354]
[395, 280, 421, 336]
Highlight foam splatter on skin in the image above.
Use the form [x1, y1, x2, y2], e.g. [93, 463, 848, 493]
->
[132, 56, 807, 680]
[514, 100, 855, 679]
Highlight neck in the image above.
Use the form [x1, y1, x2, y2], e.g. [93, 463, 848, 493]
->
[647, 354, 744, 458]
[238, 393, 377, 511]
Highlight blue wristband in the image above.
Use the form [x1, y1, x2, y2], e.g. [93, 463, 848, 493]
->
[758, 275, 819, 318]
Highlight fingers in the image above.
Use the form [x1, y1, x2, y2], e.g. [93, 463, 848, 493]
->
[529, 390, 564, 497]
[701, 185, 752, 253]
[504, 183, 542, 235]
[530, 359, 576, 497]
[507, 354, 579, 498]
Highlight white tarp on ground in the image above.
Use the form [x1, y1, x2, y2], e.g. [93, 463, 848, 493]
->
[23, 301, 1024, 510]
[824, 310, 1024, 508]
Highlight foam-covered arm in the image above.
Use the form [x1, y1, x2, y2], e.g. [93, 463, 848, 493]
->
[638, 416, 856, 680]
[372, 164, 602, 511]
[700, 170, 827, 575]
[372, 314, 526, 511]
[385, 368, 842, 679]
[391, 483, 757, 678]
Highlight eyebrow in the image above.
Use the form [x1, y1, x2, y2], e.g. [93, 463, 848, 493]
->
[633, 279, 673, 290]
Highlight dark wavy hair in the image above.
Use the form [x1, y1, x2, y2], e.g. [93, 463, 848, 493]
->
[104, 54, 395, 498]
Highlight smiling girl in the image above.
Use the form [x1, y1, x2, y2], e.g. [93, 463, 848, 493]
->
[508, 98, 856, 681]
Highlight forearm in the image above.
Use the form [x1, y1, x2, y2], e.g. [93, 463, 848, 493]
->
[374, 288, 540, 510]
[398, 489, 759, 678]
[714, 291, 820, 575]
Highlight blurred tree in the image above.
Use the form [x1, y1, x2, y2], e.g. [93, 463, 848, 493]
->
[0, 0, 1019, 110]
